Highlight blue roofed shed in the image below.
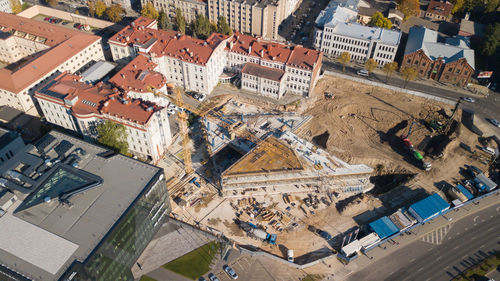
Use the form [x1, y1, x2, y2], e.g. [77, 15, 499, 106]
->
[456, 184, 474, 200]
[408, 193, 450, 223]
[368, 216, 400, 239]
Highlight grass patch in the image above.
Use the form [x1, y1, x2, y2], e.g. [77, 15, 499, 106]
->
[163, 241, 220, 280]
[139, 276, 158, 281]
[452, 252, 500, 281]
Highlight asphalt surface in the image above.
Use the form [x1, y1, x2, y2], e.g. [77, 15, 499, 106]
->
[347, 202, 500, 281]
[322, 60, 500, 124]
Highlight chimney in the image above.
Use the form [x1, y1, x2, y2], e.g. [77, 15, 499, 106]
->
[465, 12, 470, 20]
[260, 49, 264, 57]
[125, 36, 130, 41]
[248, 45, 252, 54]
[121, 73, 125, 78]
[229, 40, 234, 49]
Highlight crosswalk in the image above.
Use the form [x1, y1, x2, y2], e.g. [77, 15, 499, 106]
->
[421, 223, 453, 245]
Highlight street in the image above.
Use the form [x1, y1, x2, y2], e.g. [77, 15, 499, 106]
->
[322, 60, 500, 123]
[347, 201, 500, 281]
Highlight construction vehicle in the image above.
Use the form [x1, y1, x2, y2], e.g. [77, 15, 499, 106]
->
[400, 120, 432, 171]
[428, 99, 461, 134]
[239, 221, 277, 244]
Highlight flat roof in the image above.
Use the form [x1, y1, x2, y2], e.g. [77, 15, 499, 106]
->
[369, 216, 399, 239]
[409, 193, 450, 221]
[0, 130, 163, 281]
[80, 60, 116, 83]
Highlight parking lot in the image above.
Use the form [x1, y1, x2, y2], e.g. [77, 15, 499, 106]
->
[202, 254, 306, 281]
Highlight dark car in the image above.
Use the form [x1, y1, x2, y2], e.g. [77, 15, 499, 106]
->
[62, 21, 69, 25]
[317, 229, 332, 240]
[208, 273, 220, 281]
[73, 23, 80, 28]
[198, 277, 208, 281]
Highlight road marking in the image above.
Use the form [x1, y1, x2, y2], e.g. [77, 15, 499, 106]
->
[410, 258, 416, 262]
[482, 219, 486, 222]
[473, 216, 479, 222]
[480, 244, 486, 248]
[418, 267, 424, 272]
[471, 236, 477, 240]
[465, 227, 468, 231]
[488, 227, 495, 231]
[436, 256, 442, 261]
[454, 245, 460, 250]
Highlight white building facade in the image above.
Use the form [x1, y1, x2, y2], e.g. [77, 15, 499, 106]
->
[34, 73, 171, 163]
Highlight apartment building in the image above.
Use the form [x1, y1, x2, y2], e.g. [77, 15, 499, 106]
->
[313, 0, 401, 65]
[207, 0, 291, 40]
[0, 12, 104, 112]
[0, 0, 23, 13]
[34, 72, 172, 162]
[142, 0, 207, 23]
[226, 32, 323, 97]
[401, 26, 474, 87]
[109, 17, 321, 99]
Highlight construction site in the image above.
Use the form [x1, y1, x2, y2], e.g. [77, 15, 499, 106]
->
[162, 74, 499, 261]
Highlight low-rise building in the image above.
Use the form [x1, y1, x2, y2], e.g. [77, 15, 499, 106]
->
[401, 26, 475, 87]
[313, 0, 401, 65]
[108, 17, 322, 99]
[458, 15, 485, 38]
[0, 12, 104, 112]
[241, 63, 286, 99]
[425, 0, 453, 21]
[0, 130, 169, 281]
[34, 72, 172, 162]
[0, 128, 24, 164]
[357, 7, 378, 25]
[387, 9, 404, 28]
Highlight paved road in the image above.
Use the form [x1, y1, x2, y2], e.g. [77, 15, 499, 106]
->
[347, 201, 500, 281]
[322, 60, 500, 123]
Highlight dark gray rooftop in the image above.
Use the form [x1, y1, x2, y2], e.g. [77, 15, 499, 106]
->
[0, 131, 163, 281]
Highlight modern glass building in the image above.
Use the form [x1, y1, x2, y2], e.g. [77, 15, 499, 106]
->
[0, 131, 170, 281]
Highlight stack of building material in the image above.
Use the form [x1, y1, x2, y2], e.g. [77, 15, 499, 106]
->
[389, 210, 416, 232]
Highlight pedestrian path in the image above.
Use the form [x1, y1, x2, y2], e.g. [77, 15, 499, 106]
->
[420, 223, 453, 245]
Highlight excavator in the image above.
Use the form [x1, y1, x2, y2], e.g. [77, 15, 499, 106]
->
[401, 120, 432, 171]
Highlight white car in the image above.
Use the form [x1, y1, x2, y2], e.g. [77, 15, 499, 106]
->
[489, 119, 500, 128]
[197, 93, 206, 102]
[460, 97, 475, 103]
[167, 108, 176, 115]
[223, 265, 238, 279]
[357, 69, 369, 77]
[208, 273, 220, 281]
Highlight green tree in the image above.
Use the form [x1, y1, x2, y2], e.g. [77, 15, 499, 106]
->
[106, 4, 124, 23]
[95, 0, 107, 17]
[337, 52, 351, 72]
[97, 120, 128, 154]
[485, 0, 500, 12]
[88, 0, 96, 17]
[141, 2, 159, 19]
[382, 61, 398, 83]
[451, 0, 464, 13]
[397, 0, 420, 20]
[193, 14, 213, 39]
[482, 23, 500, 56]
[368, 12, 392, 29]
[158, 9, 172, 29]
[217, 16, 232, 35]
[364, 58, 378, 74]
[401, 67, 418, 88]
[175, 8, 186, 34]
[10, 0, 22, 13]
[46, 0, 57, 8]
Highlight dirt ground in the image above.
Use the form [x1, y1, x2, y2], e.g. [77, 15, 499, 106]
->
[300, 75, 495, 191]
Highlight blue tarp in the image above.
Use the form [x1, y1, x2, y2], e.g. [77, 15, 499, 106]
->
[368, 216, 400, 239]
[456, 184, 474, 200]
[409, 193, 450, 222]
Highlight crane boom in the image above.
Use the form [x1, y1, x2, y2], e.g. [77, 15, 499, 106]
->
[175, 88, 193, 175]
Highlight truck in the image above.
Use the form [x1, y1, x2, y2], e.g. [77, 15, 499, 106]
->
[240, 221, 277, 244]
[287, 249, 294, 263]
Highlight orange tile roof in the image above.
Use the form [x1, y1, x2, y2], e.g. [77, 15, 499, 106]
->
[108, 54, 166, 92]
[35, 73, 161, 125]
[227, 32, 321, 70]
[109, 17, 228, 65]
[0, 13, 100, 94]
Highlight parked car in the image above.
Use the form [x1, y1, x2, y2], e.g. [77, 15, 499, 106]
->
[198, 277, 208, 281]
[208, 273, 220, 281]
[460, 97, 475, 103]
[196, 93, 206, 102]
[316, 229, 332, 240]
[489, 119, 500, 127]
[73, 23, 80, 28]
[44, 17, 50, 21]
[357, 69, 369, 77]
[223, 265, 238, 279]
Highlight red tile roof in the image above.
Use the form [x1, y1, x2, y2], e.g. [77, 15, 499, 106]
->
[109, 17, 228, 65]
[426, 1, 453, 17]
[108, 54, 166, 92]
[227, 32, 321, 70]
[35, 73, 162, 125]
[0, 12, 100, 94]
